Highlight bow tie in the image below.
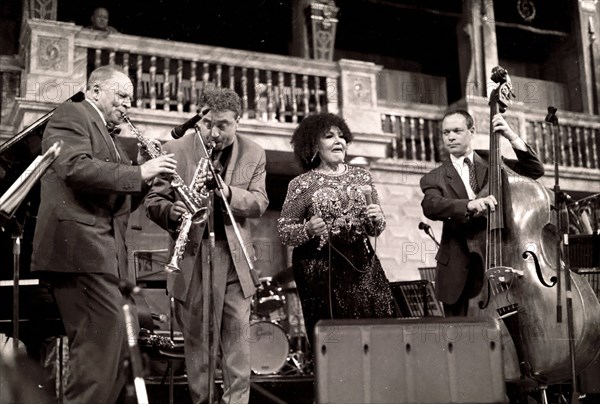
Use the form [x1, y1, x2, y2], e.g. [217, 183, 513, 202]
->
[106, 125, 121, 136]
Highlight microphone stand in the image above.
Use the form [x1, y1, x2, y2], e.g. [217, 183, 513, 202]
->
[8, 220, 22, 353]
[546, 107, 580, 404]
[419, 223, 440, 248]
[418, 223, 439, 317]
[193, 125, 261, 287]
[205, 191, 216, 404]
[192, 125, 261, 404]
[119, 283, 149, 404]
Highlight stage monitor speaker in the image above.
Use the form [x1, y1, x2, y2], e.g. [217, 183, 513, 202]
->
[315, 317, 506, 404]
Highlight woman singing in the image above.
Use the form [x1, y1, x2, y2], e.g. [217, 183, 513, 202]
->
[277, 113, 396, 342]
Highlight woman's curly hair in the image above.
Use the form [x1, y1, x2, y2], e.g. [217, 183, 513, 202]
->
[290, 112, 353, 171]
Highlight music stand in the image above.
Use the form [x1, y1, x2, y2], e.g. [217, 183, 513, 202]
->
[389, 280, 444, 318]
[133, 249, 169, 289]
[0, 142, 62, 352]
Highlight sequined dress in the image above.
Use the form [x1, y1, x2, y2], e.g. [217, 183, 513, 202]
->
[277, 165, 395, 340]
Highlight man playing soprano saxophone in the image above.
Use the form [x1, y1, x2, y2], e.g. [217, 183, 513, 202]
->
[31, 65, 177, 403]
[145, 88, 268, 404]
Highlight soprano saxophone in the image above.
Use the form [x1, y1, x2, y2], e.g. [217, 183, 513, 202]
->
[122, 114, 209, 224]
[165, 150, 213, 273]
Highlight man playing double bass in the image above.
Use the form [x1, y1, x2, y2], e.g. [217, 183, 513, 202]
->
[420, 109, 544, 317]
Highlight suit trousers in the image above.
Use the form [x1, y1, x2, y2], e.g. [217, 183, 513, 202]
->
[51, 273, 133, 404]
[175, 240, 252, 404]
[442, 265, 482, 317]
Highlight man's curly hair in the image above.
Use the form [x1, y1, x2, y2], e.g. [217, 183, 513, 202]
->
[291, 112, 352, 171]
[199, 88, 241, 118]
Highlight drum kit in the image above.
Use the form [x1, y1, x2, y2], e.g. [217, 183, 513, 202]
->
[248, 273, 312, 376]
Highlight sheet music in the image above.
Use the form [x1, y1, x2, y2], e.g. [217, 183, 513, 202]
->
[0, 141, 61, 218]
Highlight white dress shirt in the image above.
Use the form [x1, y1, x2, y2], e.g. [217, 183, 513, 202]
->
[450, 152, 477, 200]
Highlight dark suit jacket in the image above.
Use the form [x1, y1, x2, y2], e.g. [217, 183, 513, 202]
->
[420, 146, 544, 305]
[31, 100, 143, 278]
[145, 132, 268, 300]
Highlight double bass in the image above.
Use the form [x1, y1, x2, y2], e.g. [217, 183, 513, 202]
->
[467, 66, 600, 385]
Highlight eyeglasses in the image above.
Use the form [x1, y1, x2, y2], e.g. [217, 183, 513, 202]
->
[115, 91, 132, 105]
[97, 85, 133, 105]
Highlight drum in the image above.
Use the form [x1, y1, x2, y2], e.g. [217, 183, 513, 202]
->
[248, 321, 289, 375]
[253, 277, 286, 320]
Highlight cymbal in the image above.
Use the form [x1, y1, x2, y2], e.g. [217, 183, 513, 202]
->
[272, 266, 295, 286]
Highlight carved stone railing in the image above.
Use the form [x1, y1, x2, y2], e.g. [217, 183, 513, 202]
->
[379, 99, 600, 176]
[379, 102, 446, 163]
[18, 18, 339, 125]
[82, 37, 339, 124]
[525, 114, 600, 170]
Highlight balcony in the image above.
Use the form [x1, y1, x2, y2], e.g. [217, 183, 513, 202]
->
[4, 19, 599, 176]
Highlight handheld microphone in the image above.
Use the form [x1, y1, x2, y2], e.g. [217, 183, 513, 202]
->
[418, 222, 431, 232]
[170, 109, 210, 139]
[360, 185, 373, 205]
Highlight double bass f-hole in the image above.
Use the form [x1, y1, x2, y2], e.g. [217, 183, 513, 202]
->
[522, 251, 557, 288]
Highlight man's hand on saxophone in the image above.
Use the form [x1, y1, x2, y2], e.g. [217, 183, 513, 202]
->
[139, 153, 177, 181]
[197, 161, 231, 201]
[168, 200, 188, 222]
[136, 138, 162, 164]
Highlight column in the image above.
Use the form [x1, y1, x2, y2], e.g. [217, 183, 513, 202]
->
[23, 0, 58, 20]
[456, 0, 499, 100]
[574, 0, 600, 114]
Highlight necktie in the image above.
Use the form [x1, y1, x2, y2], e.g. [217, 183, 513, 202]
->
[464, 157, 480, 194]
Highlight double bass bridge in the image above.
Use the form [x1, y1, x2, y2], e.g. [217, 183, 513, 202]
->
[497, 303, 519, 319]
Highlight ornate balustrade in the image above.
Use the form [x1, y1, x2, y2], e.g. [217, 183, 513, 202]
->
[379, 103, 446, 163]
[81, 31, 339, 124]
[525, 113, 600, 170]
